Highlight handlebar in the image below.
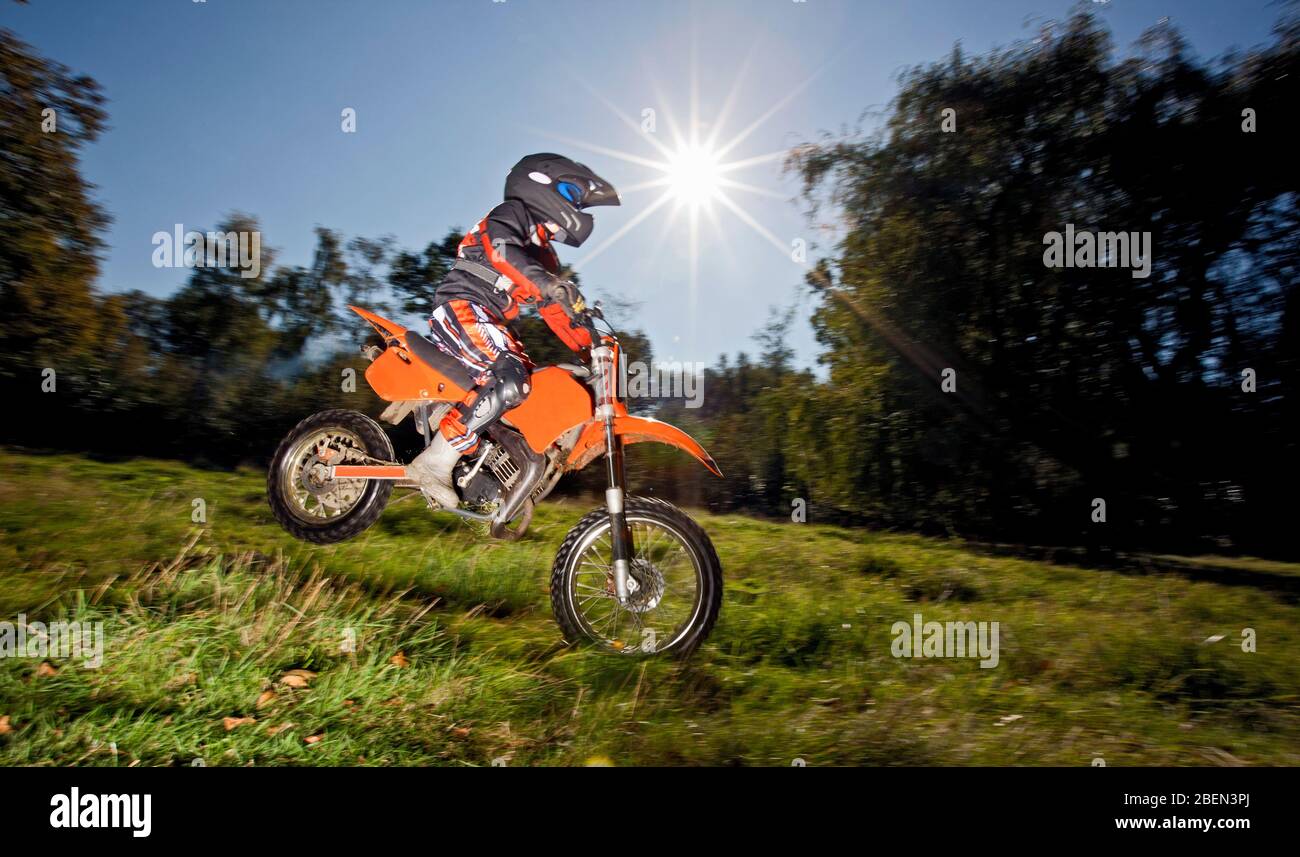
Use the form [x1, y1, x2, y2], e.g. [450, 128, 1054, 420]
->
[574, 301, 608, 347]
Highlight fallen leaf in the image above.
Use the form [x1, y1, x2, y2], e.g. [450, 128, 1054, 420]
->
[451, 726, 471, 738]
[389, 652, 410, 668]
[35, 662, 57, 678]
[255, 690, 277, 709]
[0, 715, 12, 735]
[223, 716, 256, 732]
[279, 669, 316, 688]
[266, 722, 295, 736]
[304, 733, 324, 745]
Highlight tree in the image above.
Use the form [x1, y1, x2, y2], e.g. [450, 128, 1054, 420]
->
[0, 27, 109, 379]
[789, 6, 1299, 552]
[388, 229, 459, 317]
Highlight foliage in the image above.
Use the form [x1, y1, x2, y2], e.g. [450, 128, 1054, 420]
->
[2, 10, 1296, 558]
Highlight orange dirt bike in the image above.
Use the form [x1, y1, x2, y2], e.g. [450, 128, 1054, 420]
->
[267, 303, 723, 656]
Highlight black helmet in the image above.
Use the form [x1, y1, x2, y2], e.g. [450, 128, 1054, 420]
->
[503, 153, 620, 247]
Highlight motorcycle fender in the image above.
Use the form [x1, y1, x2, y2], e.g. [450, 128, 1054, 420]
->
[566, 415, 722, 477]
[349, 306, 472, 404]
[365, 347, 471, 403]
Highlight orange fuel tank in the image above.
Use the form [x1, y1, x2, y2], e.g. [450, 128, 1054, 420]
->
[505, 366, 597, 453]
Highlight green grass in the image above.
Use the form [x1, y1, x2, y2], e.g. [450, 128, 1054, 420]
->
[1, 447, 1297, 766]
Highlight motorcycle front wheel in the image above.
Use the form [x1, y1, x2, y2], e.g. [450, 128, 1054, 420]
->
[549, 496, 723, 658]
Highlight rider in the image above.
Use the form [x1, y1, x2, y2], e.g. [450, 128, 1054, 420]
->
[406, 153, 620, 508]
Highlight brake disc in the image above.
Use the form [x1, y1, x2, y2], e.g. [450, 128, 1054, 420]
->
[623, 558, 666, 613]
[298, 441, 364, 508]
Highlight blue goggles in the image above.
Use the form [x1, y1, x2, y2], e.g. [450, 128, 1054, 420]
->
[556, 181, 585, 206]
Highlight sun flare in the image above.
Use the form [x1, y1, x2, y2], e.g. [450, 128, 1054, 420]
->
[537, 40, 827, 352]
[664, 144, 724, 207]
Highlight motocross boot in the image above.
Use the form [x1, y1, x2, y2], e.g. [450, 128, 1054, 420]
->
[407, 433, 462, 510]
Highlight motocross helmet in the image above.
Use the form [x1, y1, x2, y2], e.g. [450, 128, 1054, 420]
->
[504, 153, 620, 247]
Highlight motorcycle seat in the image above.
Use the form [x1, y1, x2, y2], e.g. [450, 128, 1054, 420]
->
[404, 332, 478, 390]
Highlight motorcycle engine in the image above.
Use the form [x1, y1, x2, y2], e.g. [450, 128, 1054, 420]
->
[453, 443, 523, 509]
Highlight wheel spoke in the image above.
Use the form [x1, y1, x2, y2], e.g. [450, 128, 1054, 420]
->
[566, 512, 705, 654]
[280, 427, 373, 525]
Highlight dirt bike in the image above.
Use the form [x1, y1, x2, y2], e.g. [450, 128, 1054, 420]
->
[267, 303, 724, 656]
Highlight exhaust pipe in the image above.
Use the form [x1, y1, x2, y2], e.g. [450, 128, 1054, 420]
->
[487, 427, 545, 539]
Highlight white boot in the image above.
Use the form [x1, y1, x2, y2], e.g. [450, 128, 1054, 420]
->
[406, 434, 462, 510]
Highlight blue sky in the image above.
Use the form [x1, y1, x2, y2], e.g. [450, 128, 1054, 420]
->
[2, 0, 1282, 367]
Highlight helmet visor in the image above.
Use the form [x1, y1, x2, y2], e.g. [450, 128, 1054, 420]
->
[556, 181, 586, 207]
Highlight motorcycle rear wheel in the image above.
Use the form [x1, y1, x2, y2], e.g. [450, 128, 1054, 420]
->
[267, 409, 395, 544]
[549, 496, 723, 657]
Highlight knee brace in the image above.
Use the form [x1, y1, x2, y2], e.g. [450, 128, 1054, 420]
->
[458, 352, 531, 437]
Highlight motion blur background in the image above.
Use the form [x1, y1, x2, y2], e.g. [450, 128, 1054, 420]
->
[2, 0, 1297, 558]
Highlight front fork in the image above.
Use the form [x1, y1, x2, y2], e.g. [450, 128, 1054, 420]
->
[595, 345, 634, 604]
[604, 418, 634, 603]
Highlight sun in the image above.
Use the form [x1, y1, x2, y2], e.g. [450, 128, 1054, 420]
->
[533, 52, 815, 272]
[664, 144, 723, 207]
[533, 38, 829, 350]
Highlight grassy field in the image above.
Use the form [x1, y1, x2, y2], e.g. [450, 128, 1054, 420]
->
[0, 447, 1297, 766]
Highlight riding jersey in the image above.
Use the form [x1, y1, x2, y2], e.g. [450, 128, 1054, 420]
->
[434, 199, 563, 323]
